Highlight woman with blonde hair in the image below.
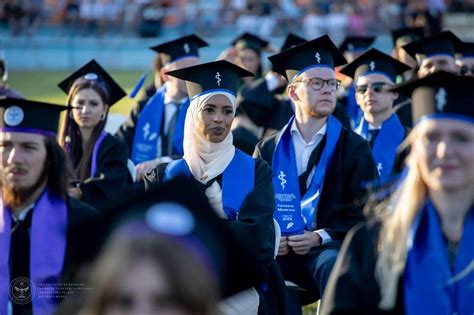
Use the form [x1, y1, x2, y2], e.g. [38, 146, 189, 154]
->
[321, 71, 474, 315]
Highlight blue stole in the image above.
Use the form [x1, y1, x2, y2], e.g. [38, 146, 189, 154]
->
[346, 85, 362, 128]
[131, 85, 189, 164]
[355, 114, 404, 181]
[163, 149, 255, 220]
[272, 115, 342, 235]
[404, 202, 474, 315]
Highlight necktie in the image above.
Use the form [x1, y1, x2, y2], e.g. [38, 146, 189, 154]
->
[298, 136, 326, 196]
[10, 210, 34, 315]
[162, 102, 180, 156]
[368, 129, 379, 148]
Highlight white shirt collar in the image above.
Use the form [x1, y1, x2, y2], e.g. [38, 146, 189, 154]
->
[368, 123, 381, 130]
[290, 119, 327, 145]
[163, 90, 188, 105]
[11, 203, 35, 223]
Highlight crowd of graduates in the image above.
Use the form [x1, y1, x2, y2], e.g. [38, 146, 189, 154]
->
[0, 24, 473, 315]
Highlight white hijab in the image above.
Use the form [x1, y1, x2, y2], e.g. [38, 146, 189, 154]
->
[183, 91, 237, 218]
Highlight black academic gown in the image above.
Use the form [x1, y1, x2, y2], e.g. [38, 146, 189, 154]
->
[254, 125, 378, 242]
[320, 220, 405, 315]
[145, 158, 288, 314]
[8, 196, 103, 315]
[78, 134, 129, 212]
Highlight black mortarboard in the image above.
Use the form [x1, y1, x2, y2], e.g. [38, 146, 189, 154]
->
[237, 78, 274, 126]
[0, 98, 66, 136]
[402, 31, 463, 63]
[391, 27, 424, 48]
[166, 60, 254, 98]
[58, 59, 126, 107]
[150, 34, 209, 65]
[231, 32, 269, 54]
[456, 41, 474, 58]
[272, 33, 307, 74]
[268, 34, 347, 81]
[339, 36, 375, 53]
[105, 177, 258, 297]
[391, 71, 474, 123]
[340, 48, 411, 82]
[280, 33, 306, 52]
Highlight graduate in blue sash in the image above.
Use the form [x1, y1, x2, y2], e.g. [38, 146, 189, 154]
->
[321, 72, 474, 315]
[0, 98, 102, 315]
[57, 60, 130, 211]
[336, 36, 376, 129]
[116, 34, 208, 180]
[254, 35, 378, 310]
[144, 60, 287, 314]
[340, 49, 412, 181]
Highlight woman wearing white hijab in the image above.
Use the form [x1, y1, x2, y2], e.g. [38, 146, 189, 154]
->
[144, 60, 287, 314]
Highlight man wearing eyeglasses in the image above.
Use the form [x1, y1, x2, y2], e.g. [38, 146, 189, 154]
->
[340, 48, 412, 181]
[254, 35, 377, 312]
[456, 41, 474, 77]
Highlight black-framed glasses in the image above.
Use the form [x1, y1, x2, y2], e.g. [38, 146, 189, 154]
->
[293, 77, 341, 91]
[355, 82, 394, 94]
[460, 65, 474, 76]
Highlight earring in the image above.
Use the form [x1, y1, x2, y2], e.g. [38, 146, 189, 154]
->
[100, 113, 106, 121]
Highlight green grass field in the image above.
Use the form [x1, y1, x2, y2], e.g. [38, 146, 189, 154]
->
[8, 70, 146, 116]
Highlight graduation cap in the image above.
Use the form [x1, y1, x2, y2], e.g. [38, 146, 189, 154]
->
[391, 27, 424, 48]
[104, 177, 257, 297]
[339, 36, 375, 53]
[280, 33, 306, 52]
[391, 71, 474, 123]
[271, 33, 307, 74]
[237, 78, 274, 126]
[58, 59, 126, 107]
[268, 34, 347, 81]
[0, 98, 66, 136]
[150, 34, 208, 65]
[456, 41, 474, 58]
[231, 32, 269, 54]
[402, 31, 463, 63]
[165, 60, 254, 98]
[339, 48, 411, 82]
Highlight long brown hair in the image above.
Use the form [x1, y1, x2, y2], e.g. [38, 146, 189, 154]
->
[45, 135, 74, 199]
[58, 78, 109, 181]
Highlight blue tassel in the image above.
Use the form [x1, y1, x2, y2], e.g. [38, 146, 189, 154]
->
[129, 72, 148, 99]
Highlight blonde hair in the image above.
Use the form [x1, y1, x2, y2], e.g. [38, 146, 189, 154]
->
[374, 124, 428, 309]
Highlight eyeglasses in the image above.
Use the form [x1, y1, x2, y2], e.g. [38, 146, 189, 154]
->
[293, 77, 341, 91]
[355, 82, 394, 94]
[460, 65, 474, 76]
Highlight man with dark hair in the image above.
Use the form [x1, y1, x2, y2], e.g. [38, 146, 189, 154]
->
[0, 98, 102, 315]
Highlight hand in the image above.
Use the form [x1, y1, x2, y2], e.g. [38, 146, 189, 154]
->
[278, 236, 290, 256]
[288, 230, 321, 255]
[68, 187, 82, 199]
[135, 160, 159, 182]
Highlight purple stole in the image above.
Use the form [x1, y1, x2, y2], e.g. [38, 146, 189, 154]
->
[0, 189, 68, 315]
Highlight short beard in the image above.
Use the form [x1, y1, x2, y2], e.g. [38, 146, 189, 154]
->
[2, 167, 48, 209]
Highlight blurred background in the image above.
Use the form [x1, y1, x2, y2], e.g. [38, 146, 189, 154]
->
[2, 0, 474, 121]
